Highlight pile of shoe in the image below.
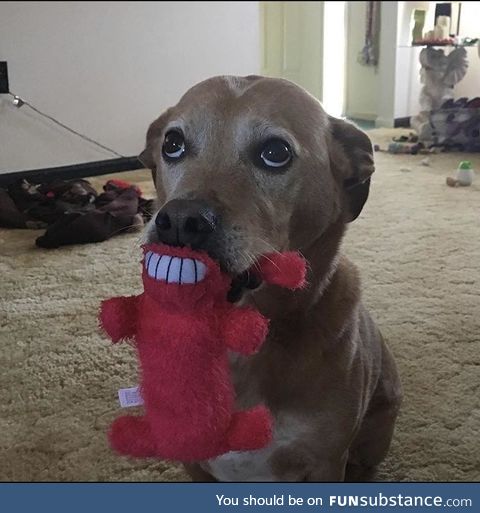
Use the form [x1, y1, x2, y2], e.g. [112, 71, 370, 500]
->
[0, 178, 155, 248]
[429, 97, 480, 152]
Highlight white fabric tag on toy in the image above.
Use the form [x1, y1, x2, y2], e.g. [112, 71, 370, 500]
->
[118, 386, 144, 408]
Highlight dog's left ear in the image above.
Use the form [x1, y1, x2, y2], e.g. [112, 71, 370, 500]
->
[328, 116, 375, 222]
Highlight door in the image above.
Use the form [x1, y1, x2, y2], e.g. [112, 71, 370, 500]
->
[260, 1, 324, 101]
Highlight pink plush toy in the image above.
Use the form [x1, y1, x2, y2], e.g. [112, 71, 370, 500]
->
[99, 243, 306, 462]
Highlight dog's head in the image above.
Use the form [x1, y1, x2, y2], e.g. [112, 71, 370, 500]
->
[140, 75, 374, 276]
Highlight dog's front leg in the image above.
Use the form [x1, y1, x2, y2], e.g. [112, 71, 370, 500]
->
[268, 445, 349, 482]
[184, 463, 218, 482]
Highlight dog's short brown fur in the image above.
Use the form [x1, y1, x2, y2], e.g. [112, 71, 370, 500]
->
[140, 75, 402, 481]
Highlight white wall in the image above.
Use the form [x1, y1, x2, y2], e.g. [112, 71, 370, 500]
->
[345, 1, 378, 120]
[323, 1, 345, 118]
[440, 1, 480, 103]
[345, 1, 400, 126]
[376, 1, 399, 127]
[346, 1, 480, 125]
[0, 1, 260, 173]
[395, 1, 480, 119]
[455, 47, 480, 100]
[394, 1, 430, 119]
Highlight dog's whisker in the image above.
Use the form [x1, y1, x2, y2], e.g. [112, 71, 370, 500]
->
[237, 250, 256, 271]
[104, 223, 144, 240]
[243, 234, 282, 255]
[239, 236, 282, 273]
[258, 253, 281, 273]
[257, 239, 281, 255]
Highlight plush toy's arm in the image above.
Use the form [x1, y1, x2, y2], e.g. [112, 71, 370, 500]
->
[256, 252, 307, 290]
[223, 306, 269, 355]
[99, 295, 139, 344]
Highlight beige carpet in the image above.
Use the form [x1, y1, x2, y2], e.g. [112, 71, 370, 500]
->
[1, 130, 479, 481]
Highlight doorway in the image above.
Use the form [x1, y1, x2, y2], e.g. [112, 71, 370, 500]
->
[260, 1, 346, 117]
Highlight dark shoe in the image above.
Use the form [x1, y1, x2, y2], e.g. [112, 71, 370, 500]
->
[466, 97, 480, 109]
[453, 97, 469, 108]
[441, 99, 455, 109]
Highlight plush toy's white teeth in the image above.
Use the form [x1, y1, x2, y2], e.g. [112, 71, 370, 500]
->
[144, 251, 206, 284]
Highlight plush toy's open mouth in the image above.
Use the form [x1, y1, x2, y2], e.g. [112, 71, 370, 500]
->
[144, 251, 207, 284]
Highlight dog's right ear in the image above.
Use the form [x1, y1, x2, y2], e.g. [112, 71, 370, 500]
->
[327, 116, 375, 222]
[138, 110, 171, 182]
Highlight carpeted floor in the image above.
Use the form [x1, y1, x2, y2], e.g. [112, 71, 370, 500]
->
[1, 129, 479, 481]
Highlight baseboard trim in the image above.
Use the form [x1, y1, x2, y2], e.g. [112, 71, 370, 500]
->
[394, 117, 411, 128]
[345, 112, 378, 122]
[375, 117, 394, 128]
[0, 156, 144, 187]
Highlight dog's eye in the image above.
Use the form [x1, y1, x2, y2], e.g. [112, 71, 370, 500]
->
[162, 130, 185, 160]
[259, 139, 292, 169]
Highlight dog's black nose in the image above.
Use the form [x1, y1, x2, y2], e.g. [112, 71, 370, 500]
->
[155, 199, 218, 248]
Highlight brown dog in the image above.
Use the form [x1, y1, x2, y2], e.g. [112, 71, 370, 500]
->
[139, 75, 402, 481]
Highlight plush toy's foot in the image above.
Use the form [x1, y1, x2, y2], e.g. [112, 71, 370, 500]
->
[109, 415, 157, 458]
[225, 406, 273, 452]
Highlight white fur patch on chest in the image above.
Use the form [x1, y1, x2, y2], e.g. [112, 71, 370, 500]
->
[201, 413, 309, 482]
